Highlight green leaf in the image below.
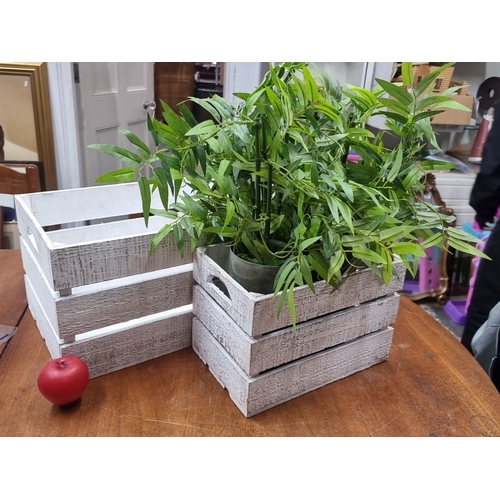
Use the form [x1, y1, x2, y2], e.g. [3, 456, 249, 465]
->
[401, 62, 413, 87]
[274, 259, 298, 298]
[375, 78, 413, 106]
[420, 232, 442, 249]
[88, 144, 143, 165]
[446, 226, 482, 243]
[150, 222, 174, 253]
[138, 176, 151, 227]
[299, 254, 315, 292]
[147, 113, 159, 147]
[386, 146, 403, 182]
[152, 167, 170, 209]
[337, 199, 354, 233]
[352, 247, 387, 264]
[95, 167, 136, 183]
[178, 103, 198, 128]
[161, 100, 190, 136]
[378, 97, 409, 116]
[173, 222, 185, 258]
[181, 193, 208, 220]
[302, 65, 320, 103]
[447, 237, 489, 258]
[379, 226, 408, 242]
[390, 242, 427, 257]
[414, 62, 455, 97]
[223, 200, 235, 230]
[121, 129, 151, 158]
[299, 236, 322, 253]
[327, 250, 345, 283]
[185, 120, 218, 137]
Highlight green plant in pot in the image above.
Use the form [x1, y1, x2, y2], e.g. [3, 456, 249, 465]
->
[90, 61, 486, 323]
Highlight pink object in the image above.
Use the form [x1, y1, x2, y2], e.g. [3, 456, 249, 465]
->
[419, 245, 441, 292]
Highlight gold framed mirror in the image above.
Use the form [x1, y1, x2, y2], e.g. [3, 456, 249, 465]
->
[0, 62, 57, 190]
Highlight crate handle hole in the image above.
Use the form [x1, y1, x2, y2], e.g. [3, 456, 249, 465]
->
[208, 276, 232, 303]
[26, 227, 39, 254]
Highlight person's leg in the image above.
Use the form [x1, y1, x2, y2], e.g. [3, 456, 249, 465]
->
[462, 224, 500, 352]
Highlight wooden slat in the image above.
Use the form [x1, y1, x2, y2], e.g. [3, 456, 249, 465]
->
[24, 273, 193, 378]
[194, 285, 400, 376]
[16, 182, 162, 226]
[194, 244, 406, 337]
[193, 317, 394, 417]
[21, 238, 193, 339]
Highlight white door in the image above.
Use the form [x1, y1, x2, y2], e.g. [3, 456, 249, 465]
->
[76, 62, 155, 187]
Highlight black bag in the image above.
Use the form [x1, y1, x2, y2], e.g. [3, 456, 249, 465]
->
[471, 301, 500, 391]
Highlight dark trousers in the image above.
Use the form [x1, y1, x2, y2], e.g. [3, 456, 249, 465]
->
[461, 223, 500, 352]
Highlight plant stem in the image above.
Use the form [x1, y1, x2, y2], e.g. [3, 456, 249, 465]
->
[265, 160, 272, 245]
[254, 121, 262, 218]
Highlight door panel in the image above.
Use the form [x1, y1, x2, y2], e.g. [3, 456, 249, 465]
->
[76, 62, 154, 187]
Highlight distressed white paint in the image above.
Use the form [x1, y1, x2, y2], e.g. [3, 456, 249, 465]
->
[193, 244, 406, 337]
[21, 238, 193, 340]
[193, 319, 394, 418]
[194, 285, 399, 377]
[25, 274, 192, 379]
[15, 183, 191, 290]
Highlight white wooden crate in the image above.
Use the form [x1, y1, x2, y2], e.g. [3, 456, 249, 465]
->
[15, 183, 193, 378]
[192, 244, 404, 417]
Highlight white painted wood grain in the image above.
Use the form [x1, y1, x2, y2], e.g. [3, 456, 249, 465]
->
[25, 274, 192, 379]
[193, 285, 399, 376]
[17, 183, 163, 227]
[193, 244, 406, 337]
[21, 237, 194, 339]
[193, 318, 394, 417]
[15, 184, 192, 290]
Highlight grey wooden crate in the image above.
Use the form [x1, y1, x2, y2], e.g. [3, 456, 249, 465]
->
[193, 243, 405, 337]
[192, 244, 403, 417]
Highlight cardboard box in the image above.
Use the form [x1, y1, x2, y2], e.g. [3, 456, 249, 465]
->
[413, 64, 454, 91]
[431, 94, 474, 125]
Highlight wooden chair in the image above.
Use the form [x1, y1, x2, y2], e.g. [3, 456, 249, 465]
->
[0, 163, 42, 249]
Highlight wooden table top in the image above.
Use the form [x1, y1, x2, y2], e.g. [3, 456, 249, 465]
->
[1, 249, 500, 437]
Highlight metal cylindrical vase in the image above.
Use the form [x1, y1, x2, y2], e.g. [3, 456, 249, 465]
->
[228, 250, 280, 295]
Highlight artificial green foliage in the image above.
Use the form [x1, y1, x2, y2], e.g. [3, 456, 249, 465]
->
[90, 61, 486, 324]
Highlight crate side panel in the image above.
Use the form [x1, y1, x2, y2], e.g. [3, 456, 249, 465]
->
[20, 238, 60, 336]
[193, 320, 393, 418]
[193, 284, 400, 376]
[193, 285, 254, 374]
[21, 183, 163, 227]
[193, 245, 257, 334]
[50, 231, 192, 290]
[194, 245, 405, 337]
[246, 327, 394, 417]
[61, 312, 193, 379]
[56, 268, 194, 338]
[251, 261, 405, 336]
[192, 318, 251, 417]
[16, 196, 55, 286]
[24, 275, 63, 360]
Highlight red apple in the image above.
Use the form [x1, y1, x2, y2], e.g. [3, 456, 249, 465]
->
[37, 356, 90, 406]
